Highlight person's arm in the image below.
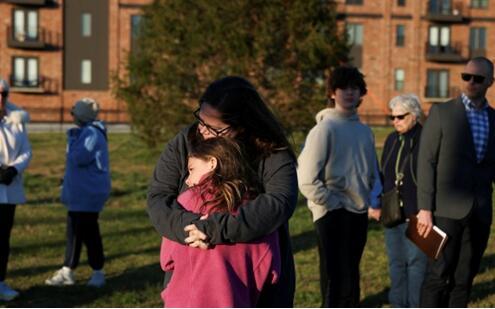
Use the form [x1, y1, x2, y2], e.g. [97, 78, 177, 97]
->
[417, 105, 442, 237]
[368, 158, 382, 221]
[67, 127, 101, 167]
[9, 130, 32, 173]
[297, 123, 333, 206]
[192, 150, 298, 244]
[147, 131, 201, 244]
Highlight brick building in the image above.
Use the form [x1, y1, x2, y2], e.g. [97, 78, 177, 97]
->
[0, 0, 493, 123]
[0, 0, 151, 123]
[337, 0, 495, 123]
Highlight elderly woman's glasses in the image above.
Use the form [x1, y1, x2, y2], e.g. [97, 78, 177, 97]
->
[388, 113, 409, 121]
[193, 108, 231, 136]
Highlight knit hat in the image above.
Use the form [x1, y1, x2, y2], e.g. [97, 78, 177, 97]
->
[71, 98, 99, 124]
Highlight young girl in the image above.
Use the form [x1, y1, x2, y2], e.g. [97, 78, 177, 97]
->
[160, 137, 280, 307]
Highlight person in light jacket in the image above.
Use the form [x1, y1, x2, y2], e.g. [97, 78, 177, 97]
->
[0, 79, 32, 302]
[45, 98, 111, 288]
[297, 65, 381, 307]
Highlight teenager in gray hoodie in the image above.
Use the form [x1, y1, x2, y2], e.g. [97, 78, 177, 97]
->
[297, 65, 381, 307]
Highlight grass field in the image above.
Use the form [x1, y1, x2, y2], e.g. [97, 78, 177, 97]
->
[2, 129, 495, 307]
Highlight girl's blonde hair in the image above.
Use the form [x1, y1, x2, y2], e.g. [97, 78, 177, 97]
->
[189, 137, 258, 214]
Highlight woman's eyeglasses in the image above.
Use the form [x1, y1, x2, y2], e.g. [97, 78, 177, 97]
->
[388, 113, 409, 121]
[193, 108, 231, 136]
[461, 73, 486, 84]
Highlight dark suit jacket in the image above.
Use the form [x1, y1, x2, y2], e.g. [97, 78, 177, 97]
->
[417, 97, 495, 222]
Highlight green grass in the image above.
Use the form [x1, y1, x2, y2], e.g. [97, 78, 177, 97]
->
[2, 129, 495, 307]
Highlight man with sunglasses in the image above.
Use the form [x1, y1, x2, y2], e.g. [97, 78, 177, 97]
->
[417, 57, 495, 307]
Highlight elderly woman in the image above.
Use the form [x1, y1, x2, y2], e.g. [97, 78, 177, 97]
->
[381, 94, 427, 308]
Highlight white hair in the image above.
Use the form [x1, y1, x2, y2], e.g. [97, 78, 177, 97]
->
[388, 94, 424, 119]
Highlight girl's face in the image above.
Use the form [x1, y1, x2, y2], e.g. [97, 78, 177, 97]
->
[195, 103, 238, 140]
[185, 156, 217, 187]
[332, 86, 361, 112]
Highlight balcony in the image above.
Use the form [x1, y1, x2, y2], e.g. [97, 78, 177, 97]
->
[425, 42, 466, 62]
[426, 1, 466, 22]
[10, 75, 59, 94]
[7, 26, 61, 50]
[3, 0, 57, 6]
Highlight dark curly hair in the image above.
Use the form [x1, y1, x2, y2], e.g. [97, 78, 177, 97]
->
[326, 65, 367, 108]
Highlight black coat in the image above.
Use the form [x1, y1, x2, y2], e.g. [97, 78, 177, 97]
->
[381, 123, 422, 217]
[417, 97, 495, 222]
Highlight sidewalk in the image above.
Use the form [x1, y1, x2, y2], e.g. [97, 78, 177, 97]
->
[27, 123, 131, 133]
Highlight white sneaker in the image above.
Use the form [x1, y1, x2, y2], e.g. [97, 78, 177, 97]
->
[0, 281, 19, 301]
[45, 267, 75, 286]
[87, 270, 105, 288]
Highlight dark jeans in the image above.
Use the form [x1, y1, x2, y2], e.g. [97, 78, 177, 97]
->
[64, 211, 105, 270]
[0, 204, 16, 281]
[420, 208, 491, 307]
[314, 208, 368, 307]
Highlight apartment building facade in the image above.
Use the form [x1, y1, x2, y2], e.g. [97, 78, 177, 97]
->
[0, 0, 151, 123]
[337, 0, 495, 123]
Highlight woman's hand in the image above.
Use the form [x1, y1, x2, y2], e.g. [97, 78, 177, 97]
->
[416, 210, 433, 238]
[184, 223, 210, 250]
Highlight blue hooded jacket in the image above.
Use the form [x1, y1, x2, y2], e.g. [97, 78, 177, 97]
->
[61, 121, 111, 212]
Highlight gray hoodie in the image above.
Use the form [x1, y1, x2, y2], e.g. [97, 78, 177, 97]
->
[297, 108, 379, 222]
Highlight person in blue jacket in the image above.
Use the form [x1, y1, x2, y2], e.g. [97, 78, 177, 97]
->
[45, 98, 111, 288]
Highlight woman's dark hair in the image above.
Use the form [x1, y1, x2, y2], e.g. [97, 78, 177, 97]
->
[189, 137, 258, 214]
[197, 76, 296, 162]
[327, 65, 367, 107]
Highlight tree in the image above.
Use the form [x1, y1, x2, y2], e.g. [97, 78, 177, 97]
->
[114, 0, 349, 148]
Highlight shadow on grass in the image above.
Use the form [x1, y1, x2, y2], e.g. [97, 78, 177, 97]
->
[471, 278, 495, 305]
[478, 253, 495, 275]
[12, 225, 155, 255]
[291, 230, 317, 254]
[361, 287, 389, 308]
[6, 262, 163, 307]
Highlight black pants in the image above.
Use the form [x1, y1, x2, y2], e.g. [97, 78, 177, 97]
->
[420, 208, 491, 307]
[64, 211, 105, 270]
[0, 204, 16, 281]
[314, 208, 368, 307]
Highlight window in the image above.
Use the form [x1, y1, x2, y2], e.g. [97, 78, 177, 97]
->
[398, 0, 406, 6]
[396, 25, 405, 47]
[395, 69, 405, 91]
[81, 60, 92, 84]
[426, 69, 449, 98]
[470, 27, 486, 49]
[13, 8, 38, 42]
[131, 15, 143, 53]
[471, 0, 488, 8]
[12, 57, 39, 88]
[429, 0, 452, 14]
[346, 0, 363, 4]
[81, 13, 92, 37]
[428, 26, 450, 52]
[347, 23, 363, 46]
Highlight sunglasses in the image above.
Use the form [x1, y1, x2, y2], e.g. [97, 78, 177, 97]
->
[388, 113, 409, 121]
[461, 73, 486, 84]
[193, 108, 231, 136]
